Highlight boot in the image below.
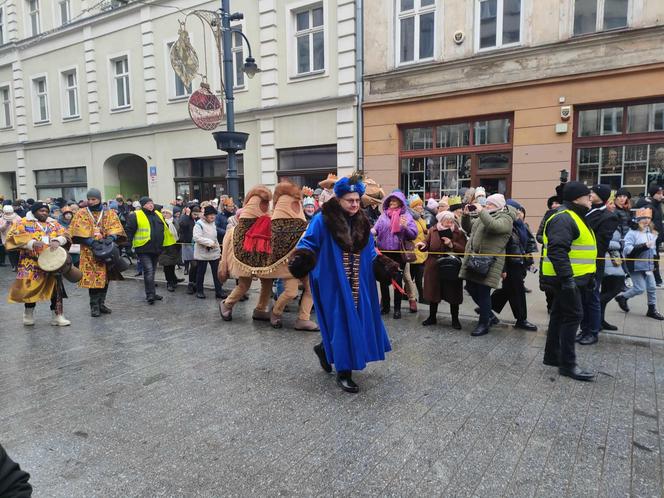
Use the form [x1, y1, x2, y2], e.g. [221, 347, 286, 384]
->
[471, 321, 490, 337]
[380, 299, 390, 315]
[601, 320, 618, 331]
[313, 343, 332, 373]
[99, 289, 111, 314]
[450, 304, 462, 330]
[647, 305, 664, 320]
[90, 294, 101, 318]
[186, 283, 195, 295]
[23, 308, 35, 326]
[422, 303, 438, 326]
[393, 294, 401, 319]
[336, 371, 359, 394]
[50, 312, 71, 327]
[615, 295, 630, 312]
[252, 309, 271, 321]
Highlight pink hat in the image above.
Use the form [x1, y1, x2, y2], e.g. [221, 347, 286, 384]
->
[485, 193, 506, 210]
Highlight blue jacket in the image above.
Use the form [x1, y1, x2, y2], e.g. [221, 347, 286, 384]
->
[623, 228, 657, 273]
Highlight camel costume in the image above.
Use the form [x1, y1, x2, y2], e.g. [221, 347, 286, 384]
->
[218, 183, 318, 331]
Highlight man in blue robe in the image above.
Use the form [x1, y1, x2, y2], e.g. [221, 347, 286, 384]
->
[289, 174, 399, 393]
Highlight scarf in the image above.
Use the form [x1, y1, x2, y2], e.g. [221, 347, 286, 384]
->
[243, 215, 272, 254]
[386, 207, 402, 234]
[88, 202, 103, 212]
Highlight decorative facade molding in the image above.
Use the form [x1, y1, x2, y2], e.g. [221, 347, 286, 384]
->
[259, 0, 279, 107]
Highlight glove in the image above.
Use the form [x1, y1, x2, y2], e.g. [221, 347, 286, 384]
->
[560, 277, 576, 290]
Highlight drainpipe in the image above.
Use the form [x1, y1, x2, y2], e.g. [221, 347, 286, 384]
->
[355, 0, 364, 172]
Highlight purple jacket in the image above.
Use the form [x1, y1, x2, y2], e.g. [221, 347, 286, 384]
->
[373, 191, 418, 251]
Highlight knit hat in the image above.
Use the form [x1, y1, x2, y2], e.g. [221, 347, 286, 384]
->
[426, 198, 439, 211]
[408, 194, 423, 209]
[485, 193, 506, 210]
[591, 184, 612, 203]
[139, 196, 152, 207]
[615, 187, 632, 199]
[562, 181, 591, 202]
[436, 210, 455, 223]
[2, 199, 11, 206]
[303, 196, 315, 207]
[31, 202, 48, 214]
[2, 205, 13, 214]
[547, 195, 561, 209]
[648, 183, 662, 197]
[204, 205, 217, 216]
[86, 188, 102, 200]
[506, 199, 522, 211]
[333, 174, 366, 198]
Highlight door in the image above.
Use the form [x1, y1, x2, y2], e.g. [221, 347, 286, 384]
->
[477, 175, 511, 197]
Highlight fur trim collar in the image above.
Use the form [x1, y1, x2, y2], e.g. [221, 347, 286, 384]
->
[321, 197, 370, 253]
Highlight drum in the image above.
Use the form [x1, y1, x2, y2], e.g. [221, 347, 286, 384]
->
[37, 247, 83, 283]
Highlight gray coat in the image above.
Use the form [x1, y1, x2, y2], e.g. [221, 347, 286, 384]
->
[459, 206, 516, 289]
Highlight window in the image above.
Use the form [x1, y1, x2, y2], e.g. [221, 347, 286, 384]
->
[61, 70, 78, 119]
[277, 145, 337, 186]
[477, 0, 521, 50]
[232, 28, 245, 88]
[0, 86, 11, 128]
[32, 76, 48, 123]
[400, 116, 513, 199]
[574, 99, 664, 196]
[397, 0, 435, 64]
[173, 157, 245, 201]
[0, 7, 5, 45]
[573, 0, 628, 36]
[111, 56, 130, 109]
[166, 42, 192, 99]
[294, 5, 324, 75]
[58, 0, 70, 26]
[27, 0, 40, 36]
[35, 167, 87, 201]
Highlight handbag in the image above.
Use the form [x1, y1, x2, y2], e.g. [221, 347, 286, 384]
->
[401, 239, 417, 264]
[436, 254, 461, 281]
[466, 238, 495, 278]
[91, 239, 129, 272]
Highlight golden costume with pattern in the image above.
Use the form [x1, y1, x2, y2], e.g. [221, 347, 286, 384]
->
[68, 208, 127, 289]
[5, 213, 70, 303]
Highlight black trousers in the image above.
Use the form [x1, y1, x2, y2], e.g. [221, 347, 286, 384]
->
[379, 252, 404, 311]
[491, 268, 527, 322]
[600, 275, 625, 322]
[410, 263, 424, 301]
[195, 259, 223, 295]
[137, 253, 159, 299]
[163, 265, 177, 285]
[0, 243, 5, 265]
[8, 250, 19, 269]
[544, 285, 584, 369]
[89, 285, 109, 305]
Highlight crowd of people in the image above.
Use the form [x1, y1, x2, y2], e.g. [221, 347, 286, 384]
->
[2, 173, 663, 391]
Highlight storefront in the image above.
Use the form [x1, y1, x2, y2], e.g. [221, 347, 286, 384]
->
[173, 156, 244, 202]
[276, 145, 338, 188]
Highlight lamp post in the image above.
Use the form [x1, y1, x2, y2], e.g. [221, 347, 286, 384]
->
[211, 0, 259, 203]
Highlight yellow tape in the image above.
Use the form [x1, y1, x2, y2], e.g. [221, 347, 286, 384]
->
[379, 249, 655, 262]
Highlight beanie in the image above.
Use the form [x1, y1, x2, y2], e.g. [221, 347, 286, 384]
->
[426, 198, 439, 211]
[204, 205, 218, 217]
[562, 181, 590, 202]
[615, 187, 632, 199]
[139, 196, 152, 207]
[30, 201, 48, 214]
[86, 188, 102, 200]
[506, 199, 522, 211]
[2, 205, 13, 214]
[546, 195, 561, 209]
[485, 193, 506, 210]
[648, 183, 662, 197]
[591, 184, 612, 203]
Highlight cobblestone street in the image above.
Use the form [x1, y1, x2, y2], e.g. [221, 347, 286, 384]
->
[1, 269, 664, 497]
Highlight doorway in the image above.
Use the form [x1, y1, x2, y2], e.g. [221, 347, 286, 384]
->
[477, 174, 511, 197]
[103, 154, 149, 200]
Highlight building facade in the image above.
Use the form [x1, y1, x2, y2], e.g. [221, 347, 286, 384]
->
[0, 0, 359, 202]
[363, 0, 664, 219]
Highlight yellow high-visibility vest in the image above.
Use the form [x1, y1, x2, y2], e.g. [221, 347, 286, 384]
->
[541, 209, 597, 277]
[132, 209, 176, 248]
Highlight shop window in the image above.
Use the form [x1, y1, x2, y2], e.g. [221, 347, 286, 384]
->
[277, 145, 337, 187]
[573, 0, 628, 36]
[397, 0, 436, 64]
[476, 0, 521, 51]
[173, 156, 244, 202]
[35, 167, 87, 202]
[400, 115, 513, 199]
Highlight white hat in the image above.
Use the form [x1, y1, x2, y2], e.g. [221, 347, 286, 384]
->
[132, 201, 141, 209]
[2, 205, 13, 214]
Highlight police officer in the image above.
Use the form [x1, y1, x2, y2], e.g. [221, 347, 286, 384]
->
[540, 181, 596, 381]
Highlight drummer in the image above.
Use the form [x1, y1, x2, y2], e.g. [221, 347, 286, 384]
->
[5, 202, 72, 326]
[69, 188, 127, 317]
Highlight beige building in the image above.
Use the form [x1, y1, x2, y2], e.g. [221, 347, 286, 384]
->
[0, 0, 359, 203]
[363, 0, 664, 219]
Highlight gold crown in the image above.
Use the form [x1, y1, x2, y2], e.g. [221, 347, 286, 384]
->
[608, 190, 616, 203]
[448, 195, 462, 206]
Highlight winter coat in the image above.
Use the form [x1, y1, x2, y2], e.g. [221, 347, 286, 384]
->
[614, 206, 632, 237]
[536, 208, 558, 244]
[409, 209, 428, 265]
[459, 206, 516, 289]
[422, 208, 436, 229]
[422, 225, 467, 304]
[604, 229, 625, 277]
[0, 444, 31, 497]
[193, 219, 221, 261]
[623, 228, 657, 273]
[636, 195, 664, 235]
[373, 191, 417, 251]
[585, 204, 619, 275]
[159, 219, 181, 266]
[215, 209, 233, 243]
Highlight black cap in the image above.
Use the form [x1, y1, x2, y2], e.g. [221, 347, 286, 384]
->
[204, 205, 218, 216]
[648, 183, 662, 197]
[615, 187, 632, 199]
[30, 202, 48, 214]
[547, 195, 561, 209]
[591, 184, 612, 203]
[562, 181, 591, 202]
[139, 196, 152, 207]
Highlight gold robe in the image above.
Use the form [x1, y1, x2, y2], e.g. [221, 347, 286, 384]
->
[5, 214, 70, 303]
[68, 208, 127, 289]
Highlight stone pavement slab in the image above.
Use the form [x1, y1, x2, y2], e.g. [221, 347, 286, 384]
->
[0, 268, 663, 497]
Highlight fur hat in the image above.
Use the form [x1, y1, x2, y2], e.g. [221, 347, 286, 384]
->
[334, 173, 366, 198]
[243, 185, 272, 206]
[273, 181, 302, 205]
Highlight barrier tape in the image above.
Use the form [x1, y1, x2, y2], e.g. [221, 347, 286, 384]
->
[378, 249, 658, 262]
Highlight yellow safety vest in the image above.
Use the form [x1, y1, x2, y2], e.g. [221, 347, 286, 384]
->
[541, 209, 597, 277]
[132, 209, 176, 248]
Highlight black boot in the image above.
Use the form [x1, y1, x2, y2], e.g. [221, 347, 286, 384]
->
[380, 299, 390, 315]
[99, 289, 111, 314]
[336, 371, 359, 393]
[393, 293, 401, 319]
[422, 303, 437, 326]
[615, 295, 630, 312]
[313, 343, 332, 373]
[647, 305, 664, 320]
[471, 321, 490, 337]
[601, 320, 618, 331]
[90, 294, 101, 318]
[450, 304, 462, 330]
[186, 283, 195, 295]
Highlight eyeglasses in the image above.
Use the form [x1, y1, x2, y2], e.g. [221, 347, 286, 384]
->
[341, 198, 360, 205]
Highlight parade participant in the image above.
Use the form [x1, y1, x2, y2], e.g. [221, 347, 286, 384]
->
[178, 205, 200, 292]
[318, 174, 338, 205]
[540, 181, 596, 381]
[125, 197, 172, 304]
[373, 190, 417, 319]
[448, 196, 464, 223]
[0, 443, 32, 497]
[289, 173, 397, 393]
[159, 208, 182, 293]
[5, 202, 71, 326]
[69, 188, 127, 317]
[418, 210, 467, 329]
[303, 196, 316, 222]
[635, 184, 664, 286]
[193, 206, 225, 299]
[460, 193, 515, 337]
[615, 208, 664, 320]
[1, 205, 21, 271]
[219, 186, 275, 320]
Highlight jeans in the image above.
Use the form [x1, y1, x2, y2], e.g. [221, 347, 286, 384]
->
[195, 259, 223, 296]
[544, 284, 584, 369]
[466, 280, 492, 325]
[580, 275, 601, 336]
[274, 278, 285, 299]
[621, 270, 656, 306]
[137, 253, 159, 299]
